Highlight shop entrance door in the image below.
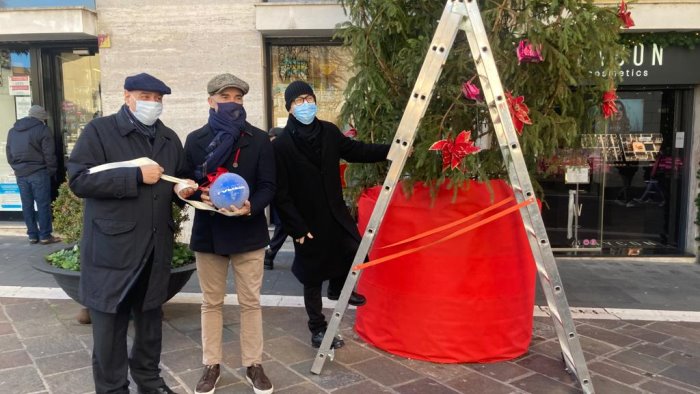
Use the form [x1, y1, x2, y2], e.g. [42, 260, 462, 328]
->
[599, 89, 689, 255]
[540, 88, 692, 256]
[42, 49, 101, 185]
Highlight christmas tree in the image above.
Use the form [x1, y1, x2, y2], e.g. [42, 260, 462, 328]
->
[338, 0, 629, 198]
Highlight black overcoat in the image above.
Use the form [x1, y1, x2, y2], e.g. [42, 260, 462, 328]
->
[184, 123, 276, 255]
[67, 109, 188, 313]
[273, 120, 389, 284]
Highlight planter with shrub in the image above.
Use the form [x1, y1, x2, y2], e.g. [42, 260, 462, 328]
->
[32, 182, 196, 303]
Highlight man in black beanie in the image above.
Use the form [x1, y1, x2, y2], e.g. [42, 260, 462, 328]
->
[273, 80, 391, 348]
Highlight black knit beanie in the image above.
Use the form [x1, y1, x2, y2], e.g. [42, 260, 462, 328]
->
[284, 81, 316, 111]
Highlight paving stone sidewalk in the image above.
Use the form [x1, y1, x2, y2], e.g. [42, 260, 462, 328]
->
[2, 298, 700, 394]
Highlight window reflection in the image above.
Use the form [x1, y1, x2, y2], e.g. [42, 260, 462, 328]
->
[270, 45, 352, 128]
[59, 52, 101, 156]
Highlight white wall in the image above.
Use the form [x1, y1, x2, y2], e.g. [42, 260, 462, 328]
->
[95, 0, 265, 141]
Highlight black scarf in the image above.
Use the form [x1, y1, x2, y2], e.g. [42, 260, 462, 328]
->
[287, 114, 323, 166]
[120, 105, 156, 143]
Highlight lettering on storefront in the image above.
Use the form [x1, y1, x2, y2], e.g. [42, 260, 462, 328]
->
[592, 43, 700, 85]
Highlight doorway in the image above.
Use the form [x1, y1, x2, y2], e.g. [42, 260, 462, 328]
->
[42, 48, 101, 186]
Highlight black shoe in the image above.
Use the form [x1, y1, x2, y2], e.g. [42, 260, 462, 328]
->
[246, 364, 273, 394]
[263, 250, 274, 270]
[327, 290, 366, 307]
[311, 330, 345, 349]
[28, 238, 39, 244]
[138, 385, 178, 394]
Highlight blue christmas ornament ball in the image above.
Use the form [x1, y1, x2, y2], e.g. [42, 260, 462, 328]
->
[209, 173, 250, 210]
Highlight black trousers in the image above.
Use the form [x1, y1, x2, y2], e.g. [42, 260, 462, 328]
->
[267, 224, 288, 260]
[303, 276, 345, 335]
[90, 259, 165, 394]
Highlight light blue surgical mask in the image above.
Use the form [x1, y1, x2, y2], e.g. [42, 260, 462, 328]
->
[132, 100, 163, 126]
[292, 102, 317, 125]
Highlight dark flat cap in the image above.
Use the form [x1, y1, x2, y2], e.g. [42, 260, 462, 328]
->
[124, 73, 171, 95]
[207, 73, 249, 95]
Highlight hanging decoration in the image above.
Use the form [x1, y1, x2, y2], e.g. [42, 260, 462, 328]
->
[505, 92, 532, 135]
[461, 77, 482, 101]
[602, 89, 618, 119]
[617, 0, 635, 29]
[429, 130, 481, 172]
[516, 40, 544, 64]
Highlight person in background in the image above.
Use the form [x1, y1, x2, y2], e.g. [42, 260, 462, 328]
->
[184, 73, 275, 394]
[68, 72, 195, 394]
[264, 127, 288, 271]
[272, 81, 390, 349]
[6, 104, 61, 245]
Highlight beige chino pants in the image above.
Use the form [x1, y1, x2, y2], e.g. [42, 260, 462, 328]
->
[195, 249, 264, 366]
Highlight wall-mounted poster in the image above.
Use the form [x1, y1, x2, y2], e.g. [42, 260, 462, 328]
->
[618, 98, 644, 132]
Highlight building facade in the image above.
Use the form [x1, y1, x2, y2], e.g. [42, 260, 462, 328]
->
[2, 0, 699, 257]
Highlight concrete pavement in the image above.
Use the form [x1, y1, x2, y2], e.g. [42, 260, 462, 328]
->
[2, 231, 700, 393]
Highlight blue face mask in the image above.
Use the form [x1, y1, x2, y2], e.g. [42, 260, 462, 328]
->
[293, 102, 317, 125]
[132, 100, 162, 126]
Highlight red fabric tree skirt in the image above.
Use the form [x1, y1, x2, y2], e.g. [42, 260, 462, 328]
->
[355, 180, 536, 363]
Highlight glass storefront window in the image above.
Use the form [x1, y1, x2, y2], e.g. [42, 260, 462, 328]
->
[0, 49, 32, 212]
[0, 0, 95, 9]
[540, 89, 688, 256]
[58, 52, 101, 156]
[269, 45, 352, 128]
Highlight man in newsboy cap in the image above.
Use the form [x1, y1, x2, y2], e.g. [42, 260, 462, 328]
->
[183, 73, 275, 394]
[67, 72, 195, 394]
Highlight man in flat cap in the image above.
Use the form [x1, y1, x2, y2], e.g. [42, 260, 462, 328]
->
[6, 104, 61, 245]
[67, 72, 195, 394]
[184, 73, 275, 394]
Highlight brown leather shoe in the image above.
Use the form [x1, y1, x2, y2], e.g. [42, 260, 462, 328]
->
[246, 364, 273, 394]
[76, 308, 91, 324]
[39, 236, 62, 245]
[195, 364, 220, 394]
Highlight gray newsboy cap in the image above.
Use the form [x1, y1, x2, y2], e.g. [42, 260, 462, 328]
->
[207, 73, 249, 95]
[28, 105, 48, 120]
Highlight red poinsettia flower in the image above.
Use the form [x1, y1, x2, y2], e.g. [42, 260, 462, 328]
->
[618, 0, 635, 29]
[429, 130, 481, 172]
[505, 92, 532, 135]
[516, 40, 544, 64]
[602, 89, 618, 119]
[343, 127, 357, 138]
[461, 77, 482, 101]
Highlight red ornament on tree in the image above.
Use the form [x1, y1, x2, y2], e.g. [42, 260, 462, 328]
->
[429, 130, 481, 172]
[461, 77, 482, 101]
[516, 40, 544, 64]
[505, 92, 532, 135]
[617, 0, 635, 29]
[602, 89, 618, 119]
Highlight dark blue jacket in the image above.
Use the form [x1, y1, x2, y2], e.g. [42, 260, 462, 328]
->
[184, 123, 276, 255]
[6, 117, 57, 177]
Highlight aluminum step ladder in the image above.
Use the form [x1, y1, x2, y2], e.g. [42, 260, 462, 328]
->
[310, 1, 594, 392]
